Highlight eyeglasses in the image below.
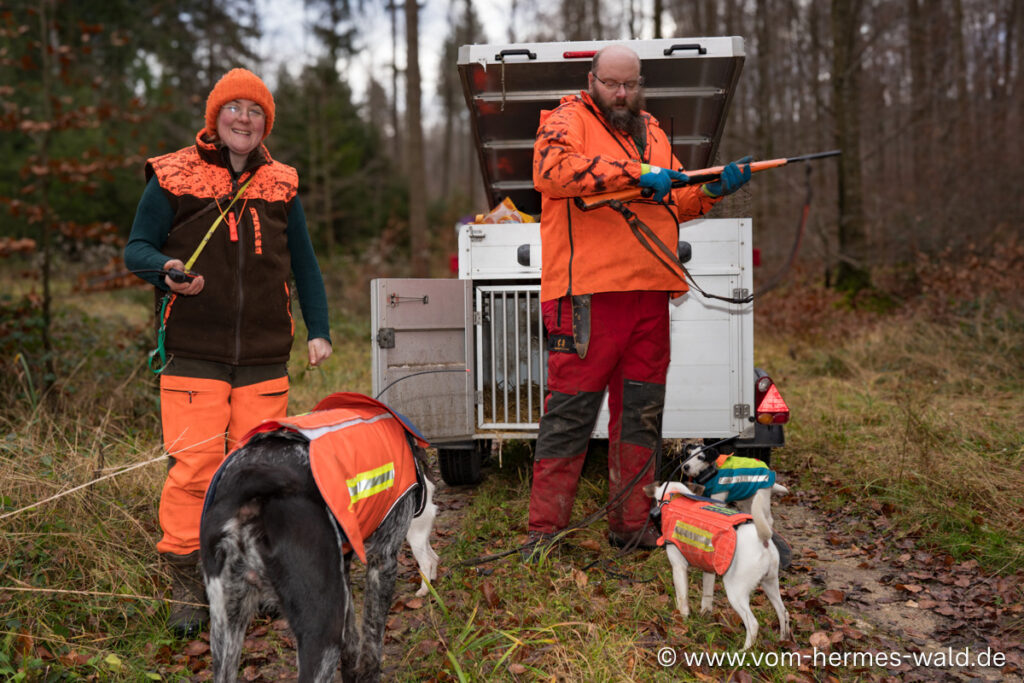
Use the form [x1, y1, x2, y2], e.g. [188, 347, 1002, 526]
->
[592, 73, 644, 92]
[221, 103, 265, 119]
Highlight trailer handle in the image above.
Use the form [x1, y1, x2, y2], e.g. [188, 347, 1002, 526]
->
[495, 48, 537, 61]
[664, 43, 707, 56]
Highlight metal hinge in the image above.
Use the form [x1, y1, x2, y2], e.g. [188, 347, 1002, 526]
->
[376, 327, 395, 349]
[473, 310, 482, 325]
[468, 226, 486, 241]
[474, 390, 483, 404]
[733, 288, 750, 300]
[733, 403, 751, 419]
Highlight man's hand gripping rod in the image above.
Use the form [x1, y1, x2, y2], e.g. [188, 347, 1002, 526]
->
[576, 149, 841, 211]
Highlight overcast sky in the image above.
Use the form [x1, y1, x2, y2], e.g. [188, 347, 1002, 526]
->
[255, 0, 510, 125]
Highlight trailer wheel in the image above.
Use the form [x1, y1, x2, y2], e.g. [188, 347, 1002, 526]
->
[438, 445, 483, 486]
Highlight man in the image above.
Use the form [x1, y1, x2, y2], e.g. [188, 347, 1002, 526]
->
[528, 44, 751, 550]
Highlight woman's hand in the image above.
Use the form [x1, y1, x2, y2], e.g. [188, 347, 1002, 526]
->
[307, 337, 333, 367]
[162, 259, 205, 295]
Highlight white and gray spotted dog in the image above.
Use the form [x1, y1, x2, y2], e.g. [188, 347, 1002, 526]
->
[200, 431, 438, 683]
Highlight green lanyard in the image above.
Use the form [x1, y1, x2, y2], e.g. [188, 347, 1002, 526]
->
[148, 177, 254, 375]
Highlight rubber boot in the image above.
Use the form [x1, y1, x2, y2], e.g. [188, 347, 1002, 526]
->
[163, 550, 208, 638]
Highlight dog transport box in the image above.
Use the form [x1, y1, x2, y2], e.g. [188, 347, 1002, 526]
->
[371, 37, 783, 486]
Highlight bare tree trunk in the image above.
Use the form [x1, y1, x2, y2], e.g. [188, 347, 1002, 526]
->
[37, 0, 56, 392]
[319, 86, 335, 251]
[951, 0, 970, 160]
[440, 1, 456, 200]
[406, 0, 429, 276]
[389, 0, 403, 166]
[307, 85, 322, 246]
[653, 0, 663, 39]
[754, 0, 775, 243]
[906, 0, 926, 210]
[590, 0, 603, 39]
[831, 0, 870, 293]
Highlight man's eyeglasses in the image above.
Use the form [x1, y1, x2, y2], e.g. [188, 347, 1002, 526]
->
[592, 73, 644, 92]
[222, 103, 266, 119]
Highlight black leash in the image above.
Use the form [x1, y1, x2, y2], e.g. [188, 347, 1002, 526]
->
[458, 443, 661, 567]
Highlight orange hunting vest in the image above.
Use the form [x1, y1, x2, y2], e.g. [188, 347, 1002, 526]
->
[656, 494, 753, 574]
[240, 392, 430, 563]
[533, 91, 719, 301]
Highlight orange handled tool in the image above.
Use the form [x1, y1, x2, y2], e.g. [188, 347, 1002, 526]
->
[576, 149, 841, 211]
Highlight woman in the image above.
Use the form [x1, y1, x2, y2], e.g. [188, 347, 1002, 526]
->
[124, 68, 332, 636]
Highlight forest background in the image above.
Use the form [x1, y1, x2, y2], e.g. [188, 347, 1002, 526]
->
[4, 0, 1022, 307]
[1, 0, 1023, 680]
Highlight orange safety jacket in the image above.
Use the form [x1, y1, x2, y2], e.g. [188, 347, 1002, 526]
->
[533, 91, 720, 302]
[146, 130, 299, 364]
[656, 493, 753, 575]
[234, 392, 430, 563]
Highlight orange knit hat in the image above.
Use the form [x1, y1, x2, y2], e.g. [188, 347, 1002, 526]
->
[205, 68, 275, 140]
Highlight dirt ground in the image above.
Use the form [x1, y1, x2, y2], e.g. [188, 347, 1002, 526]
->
[776, 489, 1023, 682]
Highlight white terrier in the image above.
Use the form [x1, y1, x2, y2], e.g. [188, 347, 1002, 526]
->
[645, 480, 790, 651]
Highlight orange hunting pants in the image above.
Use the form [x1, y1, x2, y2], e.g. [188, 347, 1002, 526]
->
[156, 371, 288, 555]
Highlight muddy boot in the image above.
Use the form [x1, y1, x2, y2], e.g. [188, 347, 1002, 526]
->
[163, 551, 208, 638]
[607, 525, 661, 551]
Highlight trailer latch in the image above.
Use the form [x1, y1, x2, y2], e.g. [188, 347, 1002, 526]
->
[388, 294, 429, 306]
[376, 327, 396, 349]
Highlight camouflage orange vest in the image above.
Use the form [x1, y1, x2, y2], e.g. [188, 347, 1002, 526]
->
[656, 493, 753, 574]
[533, 91, 719, 301]
[146, 131, 299, 364]
[239, 392, 429, 563]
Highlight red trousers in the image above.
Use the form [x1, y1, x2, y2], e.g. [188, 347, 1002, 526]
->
[528, 291, 669, 535]
[157, 366, 288, 555]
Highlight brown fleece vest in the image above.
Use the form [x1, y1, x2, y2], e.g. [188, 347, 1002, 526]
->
[146, 132, 298, 365]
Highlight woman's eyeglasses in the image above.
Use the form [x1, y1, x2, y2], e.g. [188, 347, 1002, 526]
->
[222, 104, 265, 119]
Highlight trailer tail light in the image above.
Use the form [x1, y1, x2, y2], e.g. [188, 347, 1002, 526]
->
[754, 374, 789, 424]
[563, 51, 596, 59]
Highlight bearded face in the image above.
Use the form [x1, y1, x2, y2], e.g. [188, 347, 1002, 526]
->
[589, 77, 646, 140]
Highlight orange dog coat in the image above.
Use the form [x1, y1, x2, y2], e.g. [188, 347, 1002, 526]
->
[235, 392, 429, 563]
[656, 494, 753, 574]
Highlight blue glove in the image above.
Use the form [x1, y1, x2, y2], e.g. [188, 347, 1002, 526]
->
[639, 164, 689, 202]
[703, 156, 752, 197]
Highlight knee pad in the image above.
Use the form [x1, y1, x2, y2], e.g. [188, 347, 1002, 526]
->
[620, 379, 665, 450]
[535, 390, 605, 459]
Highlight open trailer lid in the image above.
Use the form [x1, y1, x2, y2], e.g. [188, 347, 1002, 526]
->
[457, 37, 745, 216]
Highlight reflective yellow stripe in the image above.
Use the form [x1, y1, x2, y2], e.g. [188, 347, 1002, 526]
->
[347, 462, 395, 504]
[672, 520, 715, 553]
